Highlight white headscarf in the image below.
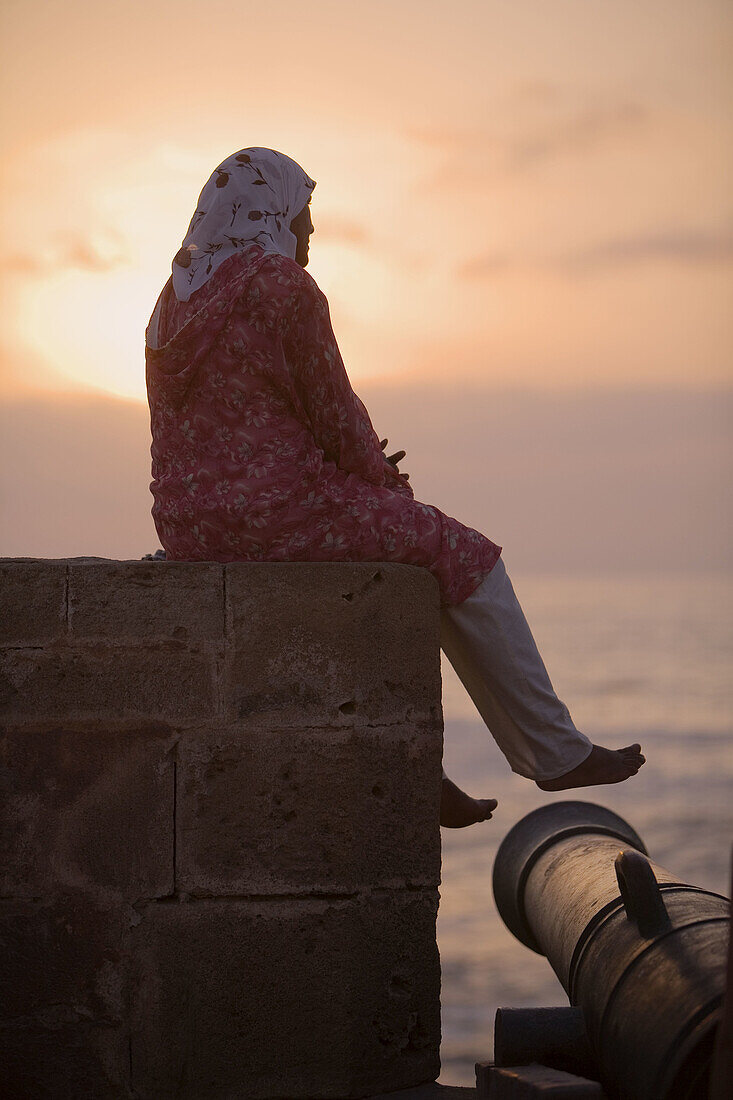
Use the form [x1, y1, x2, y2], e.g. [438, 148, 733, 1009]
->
[171, 147, 316, 302]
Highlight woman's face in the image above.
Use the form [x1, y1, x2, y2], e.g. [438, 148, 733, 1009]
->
[289, 201, 314, 267]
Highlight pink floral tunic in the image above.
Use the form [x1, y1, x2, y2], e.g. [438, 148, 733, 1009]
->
[146, 243, 500, 606]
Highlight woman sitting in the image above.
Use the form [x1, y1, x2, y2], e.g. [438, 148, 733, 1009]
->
[145, 148, 645, 827]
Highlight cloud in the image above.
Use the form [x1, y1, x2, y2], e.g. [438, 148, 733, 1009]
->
[459, 227, 733, 279]
[504, 101, 648, 171]
[407, 91, 650, 179]
[560, 229, 733, 271]
[458, 252, 515, 279]
[512, 79, 566, 104]
[7, 231, 130, 277]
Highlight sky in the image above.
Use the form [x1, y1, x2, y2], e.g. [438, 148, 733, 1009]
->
[1, 0, 731, 566]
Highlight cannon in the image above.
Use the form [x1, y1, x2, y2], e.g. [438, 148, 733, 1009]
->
[492, 801, 730, 1100]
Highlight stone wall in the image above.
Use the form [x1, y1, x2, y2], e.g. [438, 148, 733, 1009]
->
[0, 559, 444, 1099]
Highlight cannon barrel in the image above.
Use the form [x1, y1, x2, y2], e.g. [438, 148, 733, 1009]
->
[493, 801, 730, 1100]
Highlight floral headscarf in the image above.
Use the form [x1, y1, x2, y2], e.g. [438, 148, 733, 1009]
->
[171, 147, 316, 302]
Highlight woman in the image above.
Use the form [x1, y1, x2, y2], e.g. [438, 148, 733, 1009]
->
[146, 148, 645, 827]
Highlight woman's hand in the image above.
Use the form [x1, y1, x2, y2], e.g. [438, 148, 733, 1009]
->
[380, 438, 410, 482]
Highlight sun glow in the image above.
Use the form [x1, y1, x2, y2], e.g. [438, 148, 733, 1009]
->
[14, 226, 420, 403]
[18, 268, 161, 401]
[3, 123, 442, 400]
[2, 3, 731, 401]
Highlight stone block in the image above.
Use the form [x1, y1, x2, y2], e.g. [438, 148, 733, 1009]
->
[130, 891, 441, 1099]
[0, 1022, 130, 1100]
[0, 892, 127, 1025]
[0, 892, 130, 1098]
[0, 724, 175, 900]
[0, 560, 67, 645]
[176, 724, 442, 896]
[1, 558, 445, 1099]
[224, 562, 442, 727]
[0, 645, 218, 725]
[367, 1086, 471, 1100]
[68, 560, 224, 643]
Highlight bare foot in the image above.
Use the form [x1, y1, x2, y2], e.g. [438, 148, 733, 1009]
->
[440, 775, 498, 828]
[536, 743, 646, 792]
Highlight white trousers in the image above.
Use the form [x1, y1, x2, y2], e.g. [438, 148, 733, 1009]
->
[439, 558, 593, 782]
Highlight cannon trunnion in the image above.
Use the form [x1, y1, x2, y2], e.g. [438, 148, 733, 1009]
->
[493, 801, 730, 1100]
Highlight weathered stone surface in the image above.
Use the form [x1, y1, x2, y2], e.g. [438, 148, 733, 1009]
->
[0, 1023, 131, 1100]
[68, 560, 224, 643]
[0, 559, 67, 645]
[130, 891, 441, 1099]
[224, 562, 442, 727]
[2, 559, 444, 1098]
[0, 892, 131, 1099]
[368, 1086, 474, 1099]
[0, 724, 175, 900]
[176, 724, 442, 895]
[0, 645, 218, 724]
[0, 892, 126, 1025]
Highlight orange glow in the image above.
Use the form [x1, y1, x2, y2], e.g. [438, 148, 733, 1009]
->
[1, 1, 731, 401]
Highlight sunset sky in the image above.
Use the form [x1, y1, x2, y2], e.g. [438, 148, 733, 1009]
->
[1, 0, 731, 565]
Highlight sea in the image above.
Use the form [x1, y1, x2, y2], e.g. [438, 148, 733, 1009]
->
[435, 570, 733, 1087]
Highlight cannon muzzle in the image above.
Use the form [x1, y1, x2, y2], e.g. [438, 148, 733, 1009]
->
[493, 801, 730, 1100]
